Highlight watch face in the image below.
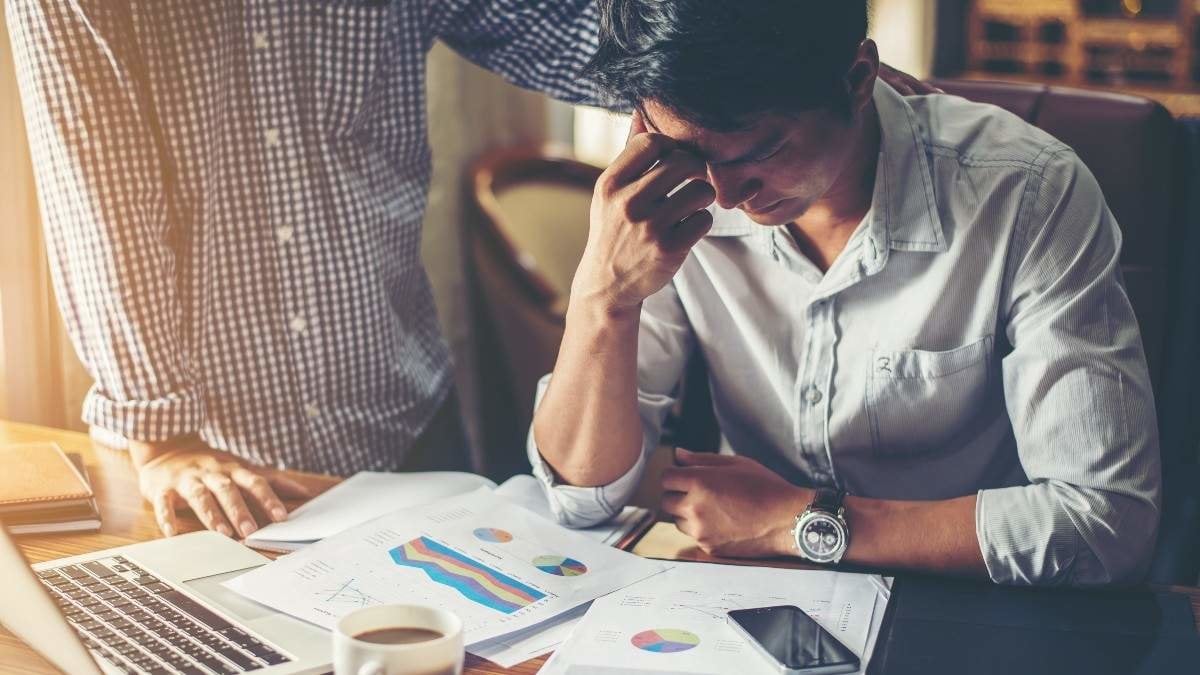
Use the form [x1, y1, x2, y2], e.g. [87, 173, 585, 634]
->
[799, 514, 845, 562]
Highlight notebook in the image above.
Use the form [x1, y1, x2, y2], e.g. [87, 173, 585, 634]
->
[0, 445, 101, 534]
[0, 443, 93, 513]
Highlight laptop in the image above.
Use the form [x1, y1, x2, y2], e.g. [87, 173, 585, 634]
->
[0, 522, 331, 674]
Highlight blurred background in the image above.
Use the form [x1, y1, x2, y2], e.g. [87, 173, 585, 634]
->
[1, 0, 1197, 479]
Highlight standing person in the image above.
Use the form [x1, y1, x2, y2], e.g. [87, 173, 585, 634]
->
[8, 0, 931, 541]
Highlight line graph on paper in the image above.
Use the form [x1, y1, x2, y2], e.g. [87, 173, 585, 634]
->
[657, 589, 829, 621]
[315, 578, 383, 608]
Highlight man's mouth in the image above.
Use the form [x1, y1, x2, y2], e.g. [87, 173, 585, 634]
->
[743, 199, 783, 216]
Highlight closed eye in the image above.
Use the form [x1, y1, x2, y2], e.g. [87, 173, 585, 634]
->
[717, 141, 786, 168]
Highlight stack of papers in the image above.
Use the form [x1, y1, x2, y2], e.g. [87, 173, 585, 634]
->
[227, 474, 890, 672]
[539, 563, 890, 675]
[246, 472, 652, 552]
[495, 474, 653, 547]
[225, 489, 666, 646]
[245, 472, 495, 551]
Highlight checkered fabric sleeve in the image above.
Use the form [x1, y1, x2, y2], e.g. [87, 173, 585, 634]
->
[7, 0, 206, 442]
[432, 0, 602, 105]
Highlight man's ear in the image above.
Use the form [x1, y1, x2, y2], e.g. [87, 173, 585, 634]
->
[844, 39, 880, 116]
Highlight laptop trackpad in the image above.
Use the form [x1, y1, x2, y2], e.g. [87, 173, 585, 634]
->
[183, 567, 277, 623]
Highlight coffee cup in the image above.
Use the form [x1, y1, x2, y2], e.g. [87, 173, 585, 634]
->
[333, 604, 464, 675]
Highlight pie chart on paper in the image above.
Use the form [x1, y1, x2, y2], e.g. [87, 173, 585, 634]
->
[631, 628, 701, 653]
[472, 527, 513, 543]
[532, 555, 588, 576]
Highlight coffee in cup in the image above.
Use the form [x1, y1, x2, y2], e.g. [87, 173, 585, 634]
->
[333, 604, 463, 675]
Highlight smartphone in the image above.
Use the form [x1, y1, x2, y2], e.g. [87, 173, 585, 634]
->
[726, 605, 860, 675]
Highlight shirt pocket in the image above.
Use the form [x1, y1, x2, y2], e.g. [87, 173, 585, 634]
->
[307, 0, 394, 134]
[865, 335, 994, 456]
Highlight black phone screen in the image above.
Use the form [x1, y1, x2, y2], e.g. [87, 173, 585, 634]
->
[728, 605, 859, 672]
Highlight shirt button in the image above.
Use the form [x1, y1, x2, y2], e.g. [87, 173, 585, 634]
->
[276, 226, 294, 243]
[264, 128, 281, 147]
[304, 404, 320, 420]
[253, 32, 270, 50]
[290, 316, 307, 334]
[805, 386, 823, 405]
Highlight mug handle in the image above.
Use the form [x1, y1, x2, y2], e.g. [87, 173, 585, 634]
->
[357, 662, 386, 675]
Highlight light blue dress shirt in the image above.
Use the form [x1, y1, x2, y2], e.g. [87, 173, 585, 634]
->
[530, 81, 1161, 586]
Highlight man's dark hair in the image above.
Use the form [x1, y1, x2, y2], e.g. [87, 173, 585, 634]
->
[586, 0, 870, 131]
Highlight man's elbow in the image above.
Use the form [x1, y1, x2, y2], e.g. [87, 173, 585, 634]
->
[543, 489, 617, 530]
[1068, 496, 1161, 586]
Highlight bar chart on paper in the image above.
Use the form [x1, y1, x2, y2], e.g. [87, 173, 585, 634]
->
[390, 536, 546, 613]
[224, 489, 664, 645]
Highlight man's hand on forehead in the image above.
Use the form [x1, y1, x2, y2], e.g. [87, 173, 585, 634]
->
[569, 110, 716, 314]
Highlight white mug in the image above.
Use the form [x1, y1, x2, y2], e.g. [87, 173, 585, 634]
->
[333, 604, 464, 675]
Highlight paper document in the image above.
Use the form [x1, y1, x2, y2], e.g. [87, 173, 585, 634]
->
[495, 474, 652, 546]
[225, 488, 666, 645]
[468, 602, 591, 667]
[467, 475, 653, 668]
[245, 471, 495, 551]
[537, 562, 890, 675]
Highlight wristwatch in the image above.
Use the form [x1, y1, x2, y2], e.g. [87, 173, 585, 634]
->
[793, 487, 849, 564]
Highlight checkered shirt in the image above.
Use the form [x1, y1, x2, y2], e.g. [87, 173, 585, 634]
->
[7, 0, 600, 474]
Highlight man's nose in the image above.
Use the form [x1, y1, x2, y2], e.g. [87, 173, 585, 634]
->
[708, 167, 760, 210]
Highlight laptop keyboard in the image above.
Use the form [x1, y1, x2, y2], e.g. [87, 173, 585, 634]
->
[37, 556, 291, 675]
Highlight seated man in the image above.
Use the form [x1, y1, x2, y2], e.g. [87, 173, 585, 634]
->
[529, 0, 1160, 585]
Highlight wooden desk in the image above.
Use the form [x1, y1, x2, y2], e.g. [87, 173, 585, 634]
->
[3, 420, 1200, 674]
[0, 421, 535, 675]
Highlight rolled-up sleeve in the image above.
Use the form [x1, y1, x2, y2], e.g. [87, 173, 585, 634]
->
[980, 149, 1161, 585]
[528, 281, 695, 527]
[8, 0, 206, 441]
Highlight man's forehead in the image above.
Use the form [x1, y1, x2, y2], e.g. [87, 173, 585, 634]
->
[639, 100, 777, 163]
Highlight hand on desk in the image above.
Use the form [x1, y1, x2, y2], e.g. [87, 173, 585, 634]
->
[130, 436, 311, 538]
[660, 449, 810, 559]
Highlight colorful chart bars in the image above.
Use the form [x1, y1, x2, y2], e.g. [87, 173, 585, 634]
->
[389, 536, 545, 614]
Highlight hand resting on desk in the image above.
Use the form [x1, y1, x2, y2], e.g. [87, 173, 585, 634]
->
[661, 448, 812, 559]
[130, 435, 311, 539]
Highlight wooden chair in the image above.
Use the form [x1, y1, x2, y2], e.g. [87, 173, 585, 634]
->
[468, 146, 601, 478]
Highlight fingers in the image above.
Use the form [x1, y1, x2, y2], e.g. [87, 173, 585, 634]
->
[879, 62, 944, 96]
[176, 474, 235, 537]
[606, 132, 676, 187]
[879, 63, 913, 96]
[231, 467, 289, 523]
[626, 108, 648, 143]
[267, 472, 314, 500]
[629, 150, 707, 210]
[654, 181, 715, 233]
[661, 203, 714, 253]
[201, 471, 258, 538]
[660, 490, 686, 517]
[674, 448, 739, 467]
[661, 466, 705, 493]
[152, 491, 178, 538]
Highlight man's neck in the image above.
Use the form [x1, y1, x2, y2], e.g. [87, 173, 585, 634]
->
[787, 101, 882, 272]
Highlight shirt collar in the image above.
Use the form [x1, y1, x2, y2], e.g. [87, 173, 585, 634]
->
[704, 80, 947, 259]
